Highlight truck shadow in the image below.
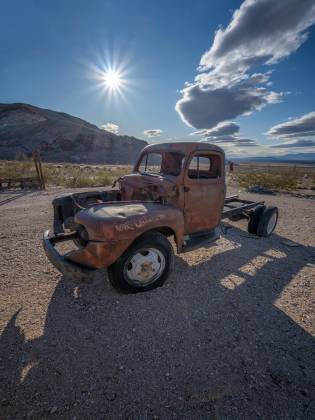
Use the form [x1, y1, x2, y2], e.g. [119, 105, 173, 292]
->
[1, 225, 315, 418]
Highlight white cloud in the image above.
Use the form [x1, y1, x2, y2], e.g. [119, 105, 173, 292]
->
[176, 75, 281, 129]
[267, 111, 315, 138]
[265, 111, 315, 152]
[195, 120, 258, 149]
[100, 123, 119, 134]
[143, 129, 163, 137]
[199, 0, 315, 73]
[201, 136, 257, 148]
[175, 0, 315, 130]
[271, 139, 315, 148]
[191, 121, 239, 137]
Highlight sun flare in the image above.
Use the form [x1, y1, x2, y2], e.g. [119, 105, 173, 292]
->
[90, 57, 132, 101]
[103, 70, 122, 89]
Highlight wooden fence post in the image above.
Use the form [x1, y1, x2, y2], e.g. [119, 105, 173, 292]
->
[32, 150, 45, 189]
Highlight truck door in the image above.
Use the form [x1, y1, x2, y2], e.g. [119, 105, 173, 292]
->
[184, 152, 225, 234]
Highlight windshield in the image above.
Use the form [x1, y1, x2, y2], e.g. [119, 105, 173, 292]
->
[137, 152, 185, 176]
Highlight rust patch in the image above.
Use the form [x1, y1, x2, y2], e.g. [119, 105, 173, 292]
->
[115, 214, 166, 232]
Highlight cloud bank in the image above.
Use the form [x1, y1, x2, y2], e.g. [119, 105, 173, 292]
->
[195, 120, 257, 149]
[101, 123, 119, 134]
[266, 111, 315, 151]
[271, 139, 315, 148]
[191, 121, 240, 137]
[143, 129, 163, 137]
[267, 111, 315, 139]
[175, 0, 315, 130]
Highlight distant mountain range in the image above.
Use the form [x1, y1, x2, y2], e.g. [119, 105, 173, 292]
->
[233, 153, 315, 165]
[0, 103, 147, 164]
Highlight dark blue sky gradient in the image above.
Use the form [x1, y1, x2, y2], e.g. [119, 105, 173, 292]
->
[1, 0, 314, 147]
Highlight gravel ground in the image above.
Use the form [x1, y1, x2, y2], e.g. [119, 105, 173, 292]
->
[0, 188, 314, 419]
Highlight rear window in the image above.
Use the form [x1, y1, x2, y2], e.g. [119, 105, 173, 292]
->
[188, 154, 221, 179]
[138, 152, 184, 176]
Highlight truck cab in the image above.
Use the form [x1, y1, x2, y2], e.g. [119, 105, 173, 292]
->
[43, 142, 278, 293]
[120, 142, 226, 234]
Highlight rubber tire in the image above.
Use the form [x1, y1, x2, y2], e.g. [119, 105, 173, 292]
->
[257, 206, 278, 237]
[248, 205, 266, 235]
[107, 231, 174, 293]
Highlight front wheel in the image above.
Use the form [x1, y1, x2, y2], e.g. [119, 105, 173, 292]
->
[108, 231, 174, 293]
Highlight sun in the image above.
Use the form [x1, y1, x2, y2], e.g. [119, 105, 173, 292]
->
[89, 57, 131, 101]
[103, 70, 122, 89]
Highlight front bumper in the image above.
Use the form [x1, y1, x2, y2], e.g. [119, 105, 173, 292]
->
[43, 230, 96, 281]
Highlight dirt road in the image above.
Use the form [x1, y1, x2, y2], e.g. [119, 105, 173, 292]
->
[0, 188, 314, 419]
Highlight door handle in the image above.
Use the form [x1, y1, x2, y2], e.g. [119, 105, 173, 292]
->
[184, 186, 190, 192]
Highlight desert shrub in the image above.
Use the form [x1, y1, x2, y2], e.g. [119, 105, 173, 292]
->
[42, 163, 131, 187]
[234, 164, 315, 192]
[0, 159, 132, 187]
[0, 159, 35, 179]
[2, 159, 313, 191]
[237, 171, 298, 190]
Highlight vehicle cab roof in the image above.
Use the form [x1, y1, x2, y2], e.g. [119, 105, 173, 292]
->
[142, 142, 224, 156]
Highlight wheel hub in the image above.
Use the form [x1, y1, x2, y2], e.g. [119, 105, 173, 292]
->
[124, 248, 166, 286]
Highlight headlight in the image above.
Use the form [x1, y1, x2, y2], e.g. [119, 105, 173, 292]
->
[78, 225, 89, 241]
[75, 225, 89, 247]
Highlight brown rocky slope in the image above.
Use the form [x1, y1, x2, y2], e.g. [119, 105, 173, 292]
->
[0, 103, 147, 164]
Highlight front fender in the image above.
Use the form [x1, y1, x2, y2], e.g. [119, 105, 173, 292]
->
[66, 202, 184, 269]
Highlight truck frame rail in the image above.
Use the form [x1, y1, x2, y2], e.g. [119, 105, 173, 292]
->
[221, 195, 264, 220]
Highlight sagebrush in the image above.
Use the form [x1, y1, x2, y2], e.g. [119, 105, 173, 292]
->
[0, 159, 314, 191]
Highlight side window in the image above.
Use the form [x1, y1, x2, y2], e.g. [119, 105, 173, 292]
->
[188, 154, 221, 179]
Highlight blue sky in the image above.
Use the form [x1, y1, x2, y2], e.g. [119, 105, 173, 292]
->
[1, 0, 315, 156]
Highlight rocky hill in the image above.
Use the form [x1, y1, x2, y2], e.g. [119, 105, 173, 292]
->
[0, 103, 147, 164]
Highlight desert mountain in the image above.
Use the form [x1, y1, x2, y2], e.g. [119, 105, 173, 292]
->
[0, 103, 147, 164]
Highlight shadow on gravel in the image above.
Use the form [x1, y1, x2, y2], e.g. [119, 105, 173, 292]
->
[0, 191, 34, 206]
[1, 226, 314, 419]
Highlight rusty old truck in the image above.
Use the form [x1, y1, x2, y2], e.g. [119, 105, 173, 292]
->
[43, 142, 278, 292]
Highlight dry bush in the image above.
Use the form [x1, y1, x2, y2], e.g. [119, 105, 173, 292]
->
[234, 164, 315, 192]
[1, 159, 314, 192]
[43, 163, 132, 187]
[0, 160, 132, 188]
[0, 159, 36, 179]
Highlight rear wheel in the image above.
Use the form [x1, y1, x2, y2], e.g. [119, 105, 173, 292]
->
[248, 205, 266, 235]
[257, 206, 278, 237]
[108, 231, 174, 293]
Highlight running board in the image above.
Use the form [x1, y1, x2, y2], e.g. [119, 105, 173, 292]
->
[182, 228, 220, 252]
